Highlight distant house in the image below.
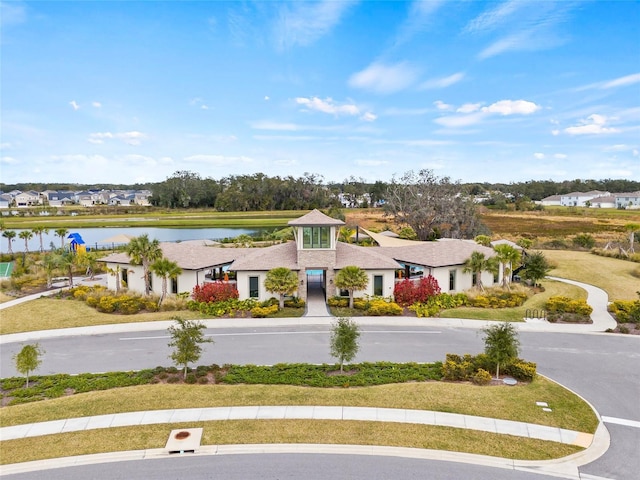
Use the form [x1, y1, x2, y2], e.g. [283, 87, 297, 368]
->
[101, 210, 501, 303]
[46, 191, 75, 207]
[615, 192, 640, 209]
[589, 194, 616, 209]
[0, 194, 12, 209]
[539, 194, 562, 207]
[14, 190, 42, 207]
[560, 191, 610, 207]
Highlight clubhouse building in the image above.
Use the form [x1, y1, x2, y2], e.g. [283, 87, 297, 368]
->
[101, 210, 500, 302]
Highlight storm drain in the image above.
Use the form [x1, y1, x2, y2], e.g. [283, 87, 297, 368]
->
[165, 428, 203, 454]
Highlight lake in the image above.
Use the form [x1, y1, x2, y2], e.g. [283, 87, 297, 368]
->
[3, 227, 258, 253]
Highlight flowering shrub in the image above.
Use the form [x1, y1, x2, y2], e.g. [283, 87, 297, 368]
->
[251, 304, 279, 318]
[410, 292, 468, 317]
[393, 276, 441, 306]
[187, 298, 259, 317]
[545, 296, 593, 316]
[609, 299, 640, 323]
[192, 282, 239, 303]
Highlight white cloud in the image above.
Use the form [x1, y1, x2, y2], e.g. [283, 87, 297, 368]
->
[457, 103, 483, 114]
[92, 101, 102, 108]
[360, 112, 377, 122]
[264, 96, 270, 101]
[88, 131, 147, 145]
[481, 100, 540, 115]
[1, 2, 27, 27]
[551, 129, 560, 136]
[420, 72, 465, 90]
[252, 121, 300, 131]
[392, 0, 445, 46]
[436, 99, 540, 128]
[554, 153, 567, 159]
[434, 101, 453, 111]
[189, 97, 210, 110]
[295, 97, 360, 116]
[348, 62, 419, 94]
[274, 0, 356, 50]
[534, 152, 545, 159]
[1, 156, 19, 164]
[564, 114, 619, 135]
[183, 154, 253, 165]
[601, 72, 640, 89]
[69, 101, 80, 111]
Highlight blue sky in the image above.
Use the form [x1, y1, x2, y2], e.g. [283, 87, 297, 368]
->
[1, 0, 639, 186]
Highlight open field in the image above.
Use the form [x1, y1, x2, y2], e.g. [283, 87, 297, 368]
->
[0, 379, 594, 464]
[544, 250, 640, 301]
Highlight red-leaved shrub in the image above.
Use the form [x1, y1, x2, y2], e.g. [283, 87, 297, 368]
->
[192, 282, 239, 303]
[393, 275, 441, 306]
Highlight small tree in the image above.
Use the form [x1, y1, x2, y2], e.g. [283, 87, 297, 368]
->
[335, 265, 369, 309]
[521, 251, 551, 287]
[264, 267, 299, 309]
[54, 227, 69, 249]
[167, 316, 213, 378]
[125, 234, 162, 295]
[18, 230, 33, 253]
[463, 251, 498, 291]
[13, 344, 45, 387]
[330, 317, 360, 373]
[493, 244, 522, 289]
[3, 230, 16, 254]
[482, 322, 520, 379]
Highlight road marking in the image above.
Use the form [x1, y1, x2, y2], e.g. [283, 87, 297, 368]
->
[601, 416, 640, 428]
[119, 330, 442, 341]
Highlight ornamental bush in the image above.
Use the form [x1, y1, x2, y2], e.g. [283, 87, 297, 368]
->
[609, 299, 640, 324]
[472, 368, 493, 385]
[393, 276, 441, 306]
[366, 299, 403, 316]
[192, 282, 239, 303]
[251, 304, 279, 318]
[503, 360, 537, 382]
[545, 296, 593, 316]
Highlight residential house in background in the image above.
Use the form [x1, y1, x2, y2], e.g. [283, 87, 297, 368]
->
[560, 191, 610, 207]
[615, 192, 640, 209]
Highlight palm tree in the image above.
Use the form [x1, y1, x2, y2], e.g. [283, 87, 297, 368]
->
[334, 266, 369, 309]
[32, 226, 49, 252]
[77, 251, 99, 280]
[463, 251, 498, 291]
[493, 244, 521, 289]
[338, 226, 356, 243]
[54, 228, 69, 249]
[125, 234, 162, 295]
[56, 249, 77, 287]
[18, 230, 33, 253]
[264, 267, 299, 309]
[2, 230, 16, 254]
[151, 257, 182, 304]
[41, 252, 59, 288]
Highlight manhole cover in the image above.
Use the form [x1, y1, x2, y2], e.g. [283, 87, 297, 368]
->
[503, 377, 517, 386]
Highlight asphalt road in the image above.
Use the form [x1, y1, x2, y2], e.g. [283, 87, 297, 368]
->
[2, 326, 639, 479]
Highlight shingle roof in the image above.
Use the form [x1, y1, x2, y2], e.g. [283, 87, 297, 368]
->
[379, 239, 496, 268]
[101, 242, 246, 270]
[335, 242, 402, 269]
[288, 209, 345, 226]
[229, 242, 300, 271]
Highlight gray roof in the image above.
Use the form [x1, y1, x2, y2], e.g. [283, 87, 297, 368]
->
[101, 242, 247, 270]
[288, 209, 345, 226]
[335, 243, 402, 269]
[379, 239, 496, 268]
[229, 242, 300, 271]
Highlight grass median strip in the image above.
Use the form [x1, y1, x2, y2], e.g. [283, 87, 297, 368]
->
[0, 420, 583, 465]
[1, 379, 598, 433]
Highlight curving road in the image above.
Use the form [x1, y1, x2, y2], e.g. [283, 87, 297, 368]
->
[1, 276, 639, 479]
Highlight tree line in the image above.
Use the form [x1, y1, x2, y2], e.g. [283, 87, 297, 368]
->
[5, 173, 638, 207]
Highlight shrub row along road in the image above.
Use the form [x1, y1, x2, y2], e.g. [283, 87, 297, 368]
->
[2, 324, 639, 479]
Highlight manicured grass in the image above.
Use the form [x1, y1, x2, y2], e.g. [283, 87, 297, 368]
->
[1, 378, 598, 433]
[0, 420, 582, 465]
[543, 250, 640, 301]
[439, 279, 586, 321]
[0, 298, 204, 335]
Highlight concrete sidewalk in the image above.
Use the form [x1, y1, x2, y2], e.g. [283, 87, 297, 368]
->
[0, 405, 595, 447]
[0, 406, 609, 479]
